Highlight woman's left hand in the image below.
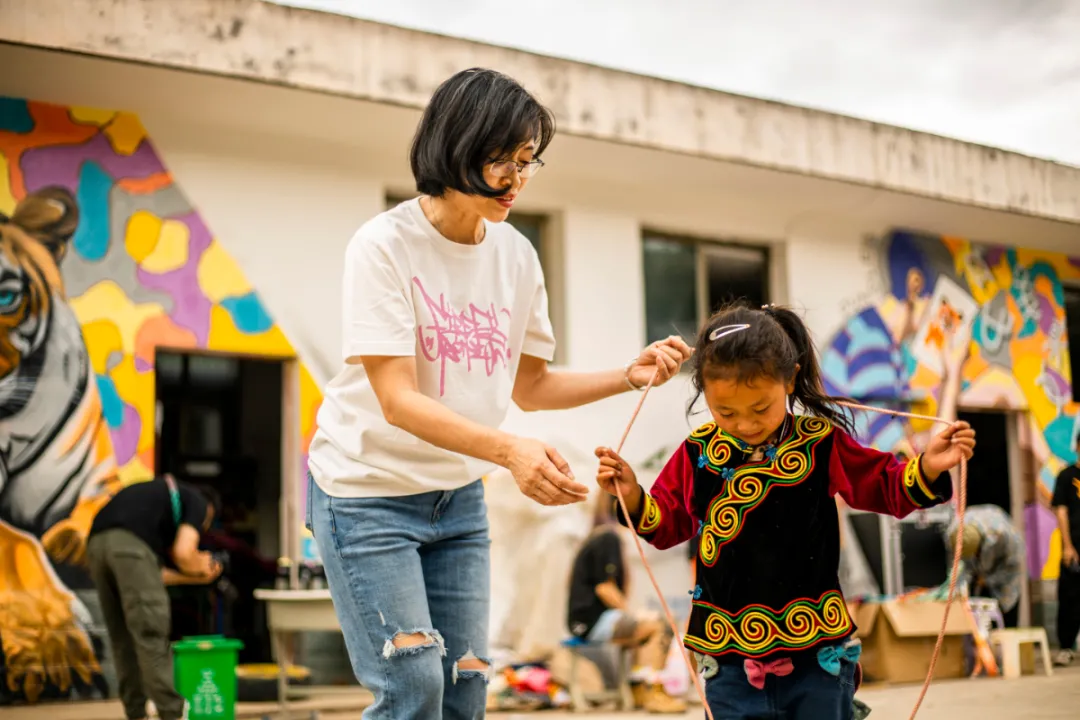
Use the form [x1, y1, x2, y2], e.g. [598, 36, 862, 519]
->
[627, 336, 693, 389]
[921, 421, 976, 479]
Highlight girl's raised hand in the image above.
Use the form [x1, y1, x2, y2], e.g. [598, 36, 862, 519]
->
[921, 421, 976, 479]
[594, 446, 642, 511]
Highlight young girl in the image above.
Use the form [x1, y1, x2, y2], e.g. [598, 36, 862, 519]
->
[596, 302, 975, 720]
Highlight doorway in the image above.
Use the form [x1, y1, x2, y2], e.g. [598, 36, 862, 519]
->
[956, 410, 1012, 512]
[154, 350, 284, 663]
[851, 409, 1018, 596]
[895, 409, 1014, 592]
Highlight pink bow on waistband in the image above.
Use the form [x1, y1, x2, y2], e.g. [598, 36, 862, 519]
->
[743, 657, 794, 689]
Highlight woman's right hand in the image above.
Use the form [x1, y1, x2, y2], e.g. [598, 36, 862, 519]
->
[506, 437, 589, 506]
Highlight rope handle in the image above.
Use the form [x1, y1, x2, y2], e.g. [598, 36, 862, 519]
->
[610, 377, 967, 720]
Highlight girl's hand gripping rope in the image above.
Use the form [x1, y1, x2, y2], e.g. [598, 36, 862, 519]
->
[920, 421, 976, 479]
[595, 447, 642, 515]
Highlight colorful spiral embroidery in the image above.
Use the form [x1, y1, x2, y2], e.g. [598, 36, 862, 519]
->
[902, 454, 935, 506]
[689, 422, 736, 470]
[637, 492, 662, 534]
[699, 416, 833, 566]
[685, 590, 852, 657]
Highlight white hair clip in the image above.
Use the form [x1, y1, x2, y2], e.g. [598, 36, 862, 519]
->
[708, 324, 751, 342]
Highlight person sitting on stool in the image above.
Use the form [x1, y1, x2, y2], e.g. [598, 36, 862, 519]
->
[87, 475, 222, 720]
[940, 504, 1025, 628]
[566, 496, 686, 714]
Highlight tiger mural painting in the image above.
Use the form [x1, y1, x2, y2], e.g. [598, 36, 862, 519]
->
[0, 187, 121, 703]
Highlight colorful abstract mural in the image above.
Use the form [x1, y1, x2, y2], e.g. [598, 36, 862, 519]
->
[822, 229, 1080, 581]
[0, 98, 322, 704]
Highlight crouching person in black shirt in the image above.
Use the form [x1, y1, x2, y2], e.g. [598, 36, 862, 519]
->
[87, 475, 222, 720]
[566, 496, 686, 714]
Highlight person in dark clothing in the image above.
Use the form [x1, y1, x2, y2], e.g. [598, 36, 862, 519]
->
[566, 497, 686, 713]
[1052, 435, 1080, 666]
[87, 476, 221, 720]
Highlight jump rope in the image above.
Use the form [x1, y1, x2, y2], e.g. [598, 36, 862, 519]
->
[610, 372, 968, 720]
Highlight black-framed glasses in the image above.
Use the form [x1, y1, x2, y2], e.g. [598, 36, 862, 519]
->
[488, 159, 545, 179]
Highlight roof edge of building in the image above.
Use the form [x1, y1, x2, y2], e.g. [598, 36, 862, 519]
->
[4, 0, 1079, 224]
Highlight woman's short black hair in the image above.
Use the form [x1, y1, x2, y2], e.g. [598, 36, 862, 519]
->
[410, 68, 556, 198]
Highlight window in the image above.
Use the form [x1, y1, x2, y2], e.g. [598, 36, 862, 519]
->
[385, 194, 564, 362]
[642, 231, 770, 345]
[1065, 284, 1080, 403]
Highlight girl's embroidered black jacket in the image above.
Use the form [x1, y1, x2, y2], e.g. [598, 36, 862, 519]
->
[617, 415, 952, 661]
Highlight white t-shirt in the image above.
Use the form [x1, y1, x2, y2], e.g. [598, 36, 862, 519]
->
[308, 198, 556, 497]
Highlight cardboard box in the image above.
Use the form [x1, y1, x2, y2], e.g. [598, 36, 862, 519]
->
[852, 600, 976, 684]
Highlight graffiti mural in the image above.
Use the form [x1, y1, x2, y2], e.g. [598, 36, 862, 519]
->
[0, 98, 322, 703]
[822, 229, 1080, 580]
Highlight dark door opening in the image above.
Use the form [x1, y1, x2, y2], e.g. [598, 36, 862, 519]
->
[956, 410, 1012, 513]
[155, 350, 283, 663]
[896, 409, 1012, 591]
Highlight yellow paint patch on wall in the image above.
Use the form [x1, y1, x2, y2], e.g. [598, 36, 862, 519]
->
[1044, 528, 1062, 580]
[124, 211, 162, 263]
[207, 304, 294, 357]
[68, 281, 166, 355]
[103, 112, 147, 155]
[197, 241, 252, 302]
[109, 356, 156, 456]
[70, 107, 117, 126]
[80, 320, 123, 375]
[989, 256, 1014, 291]
[299, 364, 321, 442]
[140, 219, 189, 273]
[0, 156, 15, 215]
[118, 456, 154, 486]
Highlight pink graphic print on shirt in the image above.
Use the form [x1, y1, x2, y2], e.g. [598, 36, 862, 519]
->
[413, 276, 513, 396]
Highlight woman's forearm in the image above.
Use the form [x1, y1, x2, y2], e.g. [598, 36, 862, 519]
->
[515, 367, 628, 411]
[387, 389, 517, 467]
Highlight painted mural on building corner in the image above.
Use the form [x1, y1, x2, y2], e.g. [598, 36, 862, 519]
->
[821, 229, 1079, 581]
[0, 98, 323, 704]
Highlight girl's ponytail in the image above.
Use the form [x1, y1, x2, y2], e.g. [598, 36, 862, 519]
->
[765, 306, 856, 434]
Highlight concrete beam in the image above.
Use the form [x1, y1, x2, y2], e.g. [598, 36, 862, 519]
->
[3, 0, 1080, 225]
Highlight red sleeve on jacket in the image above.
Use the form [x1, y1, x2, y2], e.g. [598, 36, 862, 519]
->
[828, 427, 953, 518]
[615, 442, 696, 550]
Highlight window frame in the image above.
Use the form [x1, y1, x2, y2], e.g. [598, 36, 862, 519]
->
[641, 228, 772, 346]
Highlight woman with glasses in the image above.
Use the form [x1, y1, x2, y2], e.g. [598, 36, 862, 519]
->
[306, 67, 691, 719]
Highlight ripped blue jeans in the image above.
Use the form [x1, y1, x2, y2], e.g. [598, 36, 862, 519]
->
[307, 473, 491, 719]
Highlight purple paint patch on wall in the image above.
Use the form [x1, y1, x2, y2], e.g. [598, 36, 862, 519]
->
[1025, 503, 1057, 579]
[136, 212, 213, 344]
[21, 134, 165, 192]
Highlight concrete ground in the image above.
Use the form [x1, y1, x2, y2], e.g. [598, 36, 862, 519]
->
[5, 667, 1078, 718]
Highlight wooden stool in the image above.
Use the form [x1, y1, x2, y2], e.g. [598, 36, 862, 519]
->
[561, 638, 635, 712]
[988, 628, 1054, 679]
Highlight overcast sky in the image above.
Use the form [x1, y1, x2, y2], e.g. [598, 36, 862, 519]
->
[271, 0, 1080, 167]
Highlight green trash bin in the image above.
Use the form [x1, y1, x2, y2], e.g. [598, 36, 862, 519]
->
[173, 635, 245, 720]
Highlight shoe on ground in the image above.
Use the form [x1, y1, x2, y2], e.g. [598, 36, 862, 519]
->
[1052, 649, 1075, 667]
[632, 683, 687, 714]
